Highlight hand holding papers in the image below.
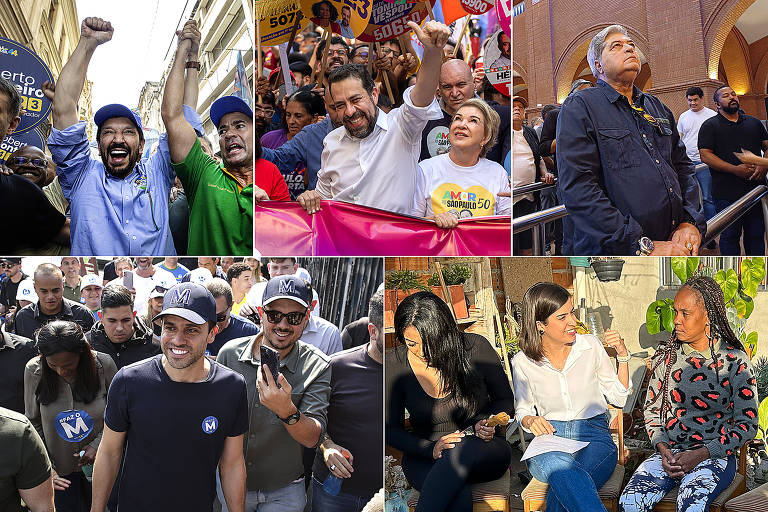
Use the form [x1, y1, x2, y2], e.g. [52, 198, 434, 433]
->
[520, 434, 590, 461]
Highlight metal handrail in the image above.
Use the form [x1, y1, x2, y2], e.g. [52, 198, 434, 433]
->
[701, 185, 768, 245]
[512, 179, 558, 198]
[512, 185, 768, 255]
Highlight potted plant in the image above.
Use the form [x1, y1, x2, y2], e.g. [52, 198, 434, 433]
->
[427, 263, 471, 319]
[590, 257, 625, 282]
[384, 270, 429, 328]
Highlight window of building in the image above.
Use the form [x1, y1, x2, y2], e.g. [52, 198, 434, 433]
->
[210, 7, 245, 65]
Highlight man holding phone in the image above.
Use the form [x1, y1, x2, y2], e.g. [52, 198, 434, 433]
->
[217, 275, 331, 511]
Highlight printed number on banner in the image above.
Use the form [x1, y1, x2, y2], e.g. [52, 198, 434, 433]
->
[345, 0, 370, 19]
[373, 10, 421, 40]
[21, 96, 42, 113]
[269, 11, 297, 28]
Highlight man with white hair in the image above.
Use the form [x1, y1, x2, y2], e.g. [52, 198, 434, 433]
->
[556, 24, 705, 256]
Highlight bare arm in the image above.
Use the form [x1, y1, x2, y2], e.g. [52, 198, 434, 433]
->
[90, 425, 126, 512]
[52, 18, 114, 130]
[161, 21, 198, 163]
[183, 21, 202, 109]
[699, 148, 750, 178]
[19, 477, 55, 512]
[218, 435, 246, 512]
[257, 370, 324, 448]
[407, 21, 452, 107]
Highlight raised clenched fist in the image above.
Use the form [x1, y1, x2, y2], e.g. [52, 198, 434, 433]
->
[408, 20, 452, 51]
[81, 17, 114, 45]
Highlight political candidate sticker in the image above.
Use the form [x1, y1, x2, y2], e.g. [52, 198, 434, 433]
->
[0, 37, 53, 135]
[357, 0, 433, 43]
[202, 415, 219, 434]
[54, 410, 95, 443]
[426, 125, 451, 157]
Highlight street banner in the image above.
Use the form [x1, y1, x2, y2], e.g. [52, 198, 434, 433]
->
[0, 127, 45, 165]
[301, 0, 372, 38]
[0, 37, 53, 135]
[358, 0, 434, 42]
[254, 200, 511, 256]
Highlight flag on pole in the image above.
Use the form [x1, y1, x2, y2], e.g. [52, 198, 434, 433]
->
[233, 51, 253, 107]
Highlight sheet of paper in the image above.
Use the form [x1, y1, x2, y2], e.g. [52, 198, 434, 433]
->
[520, 434, 590, 461]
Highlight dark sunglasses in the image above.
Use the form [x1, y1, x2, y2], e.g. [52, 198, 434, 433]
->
[216, 312, 229, 323]
[262, 308, 307, 326]
[0, 262, 18, 268]
[9, 156, 47, 168]
[154, 286, 169, 294]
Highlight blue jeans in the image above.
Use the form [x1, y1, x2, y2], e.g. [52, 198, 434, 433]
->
[713, 199, 766, 255]
[218, 474, 306, 512]
[692, 161, 716, 221]
[526, 413, 617, 512]
[310, 475, 369, 512]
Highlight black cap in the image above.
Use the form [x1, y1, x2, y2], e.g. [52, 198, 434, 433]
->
[154, 282, 216, 325]
[262, 275, 311, 309]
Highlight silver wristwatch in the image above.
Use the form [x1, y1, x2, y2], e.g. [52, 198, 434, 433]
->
[637, 237, 654, 256]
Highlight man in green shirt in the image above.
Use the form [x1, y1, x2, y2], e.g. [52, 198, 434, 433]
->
[0, 407, 54, 512]
[162, 19, 253, 255]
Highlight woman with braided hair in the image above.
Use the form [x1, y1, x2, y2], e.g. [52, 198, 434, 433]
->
[23, 320, 117, 512]
[620, 276, 758, 512]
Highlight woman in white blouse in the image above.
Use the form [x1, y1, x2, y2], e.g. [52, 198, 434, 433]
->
[512, 282, 631, 512]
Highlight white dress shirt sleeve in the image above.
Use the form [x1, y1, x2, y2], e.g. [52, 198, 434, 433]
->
[591, 335, 631, 407]
[511, 353, 538, 433]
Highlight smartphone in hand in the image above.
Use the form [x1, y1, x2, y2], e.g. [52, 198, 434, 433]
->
[260, 344, 281, 389]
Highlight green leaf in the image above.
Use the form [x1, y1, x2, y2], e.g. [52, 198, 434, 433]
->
[739, 291, 755, 319]
[717, 269, 739, 302]
[757, 396, 768, 442]
[670, 257, 700, 283]
[741, 258, 766, 298]
[746, 331, 759, 359]
[646, 301, 661, 335]
[734, 299, 747, 318]
[661, 306, 675, 333]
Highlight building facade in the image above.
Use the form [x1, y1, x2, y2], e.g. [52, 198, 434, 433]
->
[513, 0, 768, 120]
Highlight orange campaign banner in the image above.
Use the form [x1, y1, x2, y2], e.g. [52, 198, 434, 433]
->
[254, 201, 511, 256]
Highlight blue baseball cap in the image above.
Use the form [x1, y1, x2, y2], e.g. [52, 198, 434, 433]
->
[262, 275, 311, 309]
[155, 282, 216, 325]
[94, 104, 143, 132]
[210, 95, 253, 128]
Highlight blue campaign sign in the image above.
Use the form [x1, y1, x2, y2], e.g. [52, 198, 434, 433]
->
[202, 415, 219, 434]
[54, 410, 95, 443]
[0, 127, 45, 165]
[0, 37, 53, 135]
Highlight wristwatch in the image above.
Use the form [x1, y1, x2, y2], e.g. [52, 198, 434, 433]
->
[637, 237, 654, 256]
[279, 410, 301, 425]
[185, 60, 201, 70]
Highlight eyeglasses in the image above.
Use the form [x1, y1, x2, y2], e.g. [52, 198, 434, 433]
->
[328, 49, 348, 57]
[216, 312, 229, 323]
[153, 286, 169, 294]
[355, 50, 369, 58]
[0, 262, 16, 268]
[261, 308, 307, 326]
[254, 107, 275, 118]
[9, 156, 46, 168]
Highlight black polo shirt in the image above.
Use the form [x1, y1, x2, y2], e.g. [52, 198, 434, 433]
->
[0, 174, 66, 253]
[0, 332, 37, 413]
[698, 111, 768, 202]
[0, 272, 28, 310]
[13, 298, 95, 340]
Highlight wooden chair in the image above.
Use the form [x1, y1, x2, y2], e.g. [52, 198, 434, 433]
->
[406, 469, 512, 512]
[521, 407, 626, 512]
[652, 442, 750, 512]
[725, 481, 768, 511]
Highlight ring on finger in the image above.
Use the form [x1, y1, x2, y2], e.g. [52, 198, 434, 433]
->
[330, 464, 336, 471]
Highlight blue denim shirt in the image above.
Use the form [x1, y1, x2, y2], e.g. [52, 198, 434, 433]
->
[47, 106, 202, 256]
[261, 117, 333, 190]
[556, 80, 705, 255]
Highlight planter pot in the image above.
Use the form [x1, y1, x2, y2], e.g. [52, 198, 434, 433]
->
[590, 260, 625, 282]
[385, 491, 409, 512]
[429, 285, 469, 319]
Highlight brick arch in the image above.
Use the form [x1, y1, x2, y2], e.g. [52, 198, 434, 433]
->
[513, 60, 529, 89]
[554, 24, 650, 103]
[754, 51, 768, 95]
[703, 0, 755, 79]
[719, 26, 753, 94]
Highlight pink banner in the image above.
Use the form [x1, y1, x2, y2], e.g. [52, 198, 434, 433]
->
[254, 201, 511, 256]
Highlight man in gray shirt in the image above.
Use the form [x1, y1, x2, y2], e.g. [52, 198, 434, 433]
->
[217, 275, 331, 511]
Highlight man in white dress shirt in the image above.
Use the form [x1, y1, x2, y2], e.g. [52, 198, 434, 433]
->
[296, 20, 452, 216]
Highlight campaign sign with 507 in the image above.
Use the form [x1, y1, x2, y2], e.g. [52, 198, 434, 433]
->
[259, 6, 310, 46]
[0, 37, 53, 135]
[54, 409, 95, 443]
